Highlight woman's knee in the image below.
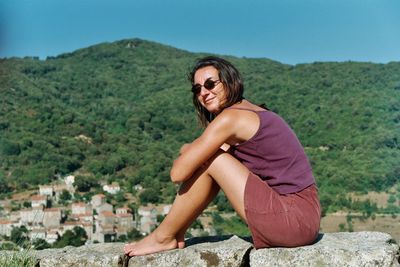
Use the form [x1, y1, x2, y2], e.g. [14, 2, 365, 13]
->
[206, 149, 245, 176]
[207, 149, 233, 167]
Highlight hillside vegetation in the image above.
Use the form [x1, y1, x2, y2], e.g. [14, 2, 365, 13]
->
[1, 39, 399, 214]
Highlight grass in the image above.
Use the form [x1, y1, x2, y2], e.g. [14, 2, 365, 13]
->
[0, 250, 37, 267]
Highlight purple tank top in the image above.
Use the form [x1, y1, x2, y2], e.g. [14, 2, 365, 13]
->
[230, 108, 315, 194]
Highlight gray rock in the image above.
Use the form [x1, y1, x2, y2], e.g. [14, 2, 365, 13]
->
[128, 235, 253, 267]
[35, 242, 128, 267]
[250, 231, 399, 267]
[2, 231, 397, 266]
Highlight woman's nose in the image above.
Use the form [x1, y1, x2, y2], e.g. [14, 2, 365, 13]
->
[199, 86, 209, 96]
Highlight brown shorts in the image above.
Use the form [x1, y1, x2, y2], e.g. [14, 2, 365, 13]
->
[244, 172, 321, 249]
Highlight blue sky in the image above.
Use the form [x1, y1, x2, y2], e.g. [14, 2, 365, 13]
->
[1, 0, 399, 64]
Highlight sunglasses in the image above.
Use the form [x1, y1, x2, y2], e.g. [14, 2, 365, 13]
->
[191, 79, 221, 94]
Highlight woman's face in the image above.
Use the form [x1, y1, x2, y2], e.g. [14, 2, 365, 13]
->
[193, 66, 226, 113]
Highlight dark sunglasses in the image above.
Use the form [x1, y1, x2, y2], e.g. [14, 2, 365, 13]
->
[191, 79, 221, 94]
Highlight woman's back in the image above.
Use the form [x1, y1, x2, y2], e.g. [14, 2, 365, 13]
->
[226, 104, 315, 194]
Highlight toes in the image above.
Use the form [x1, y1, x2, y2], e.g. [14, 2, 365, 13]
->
[124, 243, 136, 254]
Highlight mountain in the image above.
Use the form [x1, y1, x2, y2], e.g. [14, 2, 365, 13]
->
[0, 38, 399, 213]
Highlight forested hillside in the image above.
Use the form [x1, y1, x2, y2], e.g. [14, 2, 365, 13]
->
[1, 38, 399, 213]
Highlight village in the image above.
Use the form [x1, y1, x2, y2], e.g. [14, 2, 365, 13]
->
[0, 175, 183, 245]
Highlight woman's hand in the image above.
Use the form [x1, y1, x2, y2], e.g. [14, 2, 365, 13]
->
[170, 109, 239, 183]
[179, 143, 192, 155]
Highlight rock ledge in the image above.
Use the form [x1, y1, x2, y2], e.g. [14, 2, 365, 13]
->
[1, 231, 398, 267]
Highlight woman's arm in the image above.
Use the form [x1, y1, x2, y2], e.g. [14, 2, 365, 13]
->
[170, 110, 239, 183]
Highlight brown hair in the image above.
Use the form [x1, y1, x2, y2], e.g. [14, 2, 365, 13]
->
[189, 56, 244, 127]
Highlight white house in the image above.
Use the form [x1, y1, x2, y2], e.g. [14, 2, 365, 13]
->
[20, 207, 44, 225]
[116, 207, 130, 215]
[29, 228, 46, 240]
[0, 220, 13, 236]
[71, 202, 92, 215]
[31, 195, 47, 208]
[43, 208, 62, 229]
[103, 184, 120, 194]
[39, 185, 54, 197]
[45, 229, 59, 244]
[64, 175, 75, 190]
[138, 205, 158, 234]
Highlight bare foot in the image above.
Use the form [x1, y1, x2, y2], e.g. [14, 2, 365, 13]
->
[177, 232, 185, 249]
[124, 232, 178, 256]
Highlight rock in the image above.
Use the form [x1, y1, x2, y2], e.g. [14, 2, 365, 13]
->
[128, 235, 253, 267]
[1, 231, 397, 266]
[250, 231, 400, 267]
[35, 242, 128, 267]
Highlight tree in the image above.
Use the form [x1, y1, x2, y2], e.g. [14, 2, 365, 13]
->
[0, 241, 19, 251]
[53, 226, 88, 248]
[139, 188, 160, 204]
[74, 175, 99, 192]
[0, 139, 21, 156]
[32, 238, 51, 250]
[0, 176, 11, 194]
[10, 226, 29, 247]
[127, 228, 142, 241]
[58, 190, 72, 205]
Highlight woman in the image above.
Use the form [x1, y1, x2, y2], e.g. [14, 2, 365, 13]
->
[124, 56, 320, 256]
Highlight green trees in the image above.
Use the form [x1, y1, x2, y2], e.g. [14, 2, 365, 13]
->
[10, 226, 29, 248]
[139, 188, 160, 204]
[74, 175, 99, 192]
[58, 190, 72, 205]
[0, 38, 399, 215]
[32, 238, 51, 250]
[0, 139, 21, 156]
[53, 226, 88, 248]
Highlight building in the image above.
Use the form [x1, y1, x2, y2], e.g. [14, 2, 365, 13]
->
[20, 207, 44, 226]
[0, 220, 13, 236]
[61, 221, 83, 235]
[93, 224, 116, 243]
[160, 204, 172, 216]
[103, 183, 120, 194]
[39, 185, 54, 197]
[31, 195, 47, 208]
[29, 228, 46, 240]
[64, 175, 75, 190]
[46, 229, 59, 244]
[95, 202, 113, 215]
[91, 194, 106, 207]
[75, 212, 93, 224]
[71, 202, 92, 215]
[53, 184, 72, 202]
[138, 205, 158, 218]
[9, 211, 20, 222]
[138, 205, 158, 234]
[116, 207, 130, 215]
[43, 208, 62, 229]
[98, 211, 115, 226]
[115, 213, 134, 234]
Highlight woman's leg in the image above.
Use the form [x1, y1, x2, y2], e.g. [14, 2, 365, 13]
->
[124, 151, 249, 256]
[124, 168, 220, 256]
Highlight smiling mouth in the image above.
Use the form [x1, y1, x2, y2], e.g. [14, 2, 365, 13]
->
[205, 98, 215, 104]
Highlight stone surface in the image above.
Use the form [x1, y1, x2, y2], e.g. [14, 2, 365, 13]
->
[1, 231, 398, 266]
[250, 231, 400, 267]
[35, 242, 128, 267]
[128, 235, 253, 267]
